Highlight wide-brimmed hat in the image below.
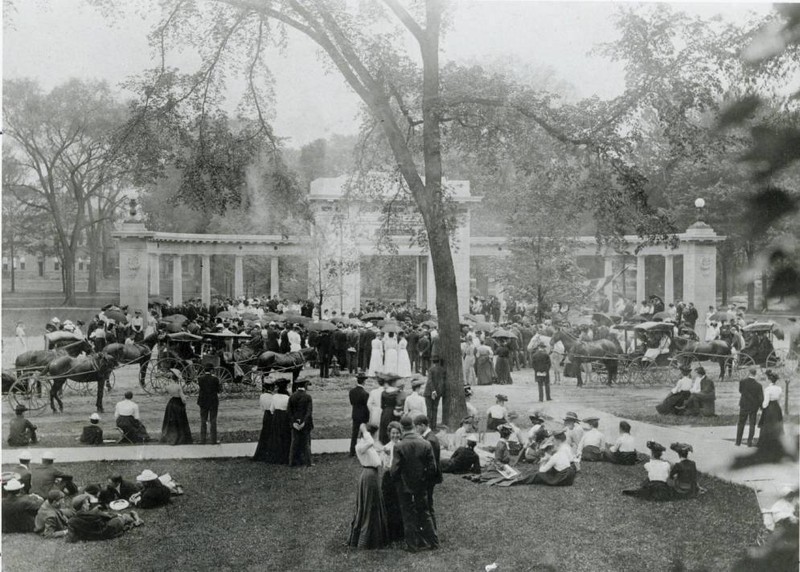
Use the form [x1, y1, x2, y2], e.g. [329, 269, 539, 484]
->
[4, 478, 24, 492]
[527, 409, 544, 421]
[563, 411, 579, 422]
[460, 416, 474, 425]
[647, 441, 666, 453]
[72, 493, 97, 510]
[355, 369, 369, 380]
[90, 412, 101, 422]
[582, 416, 599, 424]
[497, 423, 513, 434]
[136, 469, 159, 482]
[411, 378, 424, 389]
[495, 394, 508, 402]
[42, 451, 55, 461]
[466, 434, 479, 444]
[18, 450, 32, 461]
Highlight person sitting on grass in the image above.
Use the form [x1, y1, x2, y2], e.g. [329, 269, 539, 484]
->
[601, 421, 639, 465]
[130, 470, 171, 509]
[505, 411, 526, 456]
[452, 416, 474, 449]
[2, 478, 43, 533]
[563, 412, 583, 455]
[30, 451, 79, 497]
[468, 424, 514, 483]
[529, 430, 577, 487]
[518, 410, 549, 464]
[486, 394, 509, 432]
[34, 490, 74, 538]
[115, 391, 151, 443]
[7, 404, 37, 447]
[80, 413, 104, 445]
[576, 417, 606, 463]
[106, 474, 140, 501]
[656, 367, 693, 415]
[441, 435, 481, 475]
[622, 441, 673, 501]
[66, 493, 143, 542]
[682, 367, 716, 417]
[464, 386, 478, 428]
[668, 442, 699, 499]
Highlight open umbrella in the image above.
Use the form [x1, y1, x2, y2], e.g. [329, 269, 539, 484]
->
[331, 316, 351, 326]
[472, 322, 494, 332]
[262, 312, 282, 321]
[161, 321, 183, 333]
[709, 311, 735, 323]
[361, 311, 386, 321]
[382, 322, 402, 333]
[421, 320, 438, 328]
[651, 311, 672, 322]
[492, 329, 517, 339]
[104, 309, 128, 324]
[627, 314, 649, 323]
[591, 313, 615, 327]
[216, 311, 236, 320]
[241, 312, 260, 321]
[307, 320, 338, 332]
[163, 314, 188, 324]
[284, 314, 311, 325]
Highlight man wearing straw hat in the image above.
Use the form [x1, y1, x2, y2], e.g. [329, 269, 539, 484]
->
[2, 478, 43, 532]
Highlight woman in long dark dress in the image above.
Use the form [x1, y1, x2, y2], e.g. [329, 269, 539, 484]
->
[759, 369, 784, 446]
[268, 378, 292, 465]
[160, 382, 193, 445]
[668, 442, 699, 499]
[252, 380, 275, 462]
[380, 421, 404, 542]
[494, 341, 513, 385]
[348, 423, 388, 549]
[379, 375, 401, 444]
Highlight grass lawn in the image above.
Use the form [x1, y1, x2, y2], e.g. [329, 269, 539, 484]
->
[2, 455, 764, 572]
[611, 411, 800, 428]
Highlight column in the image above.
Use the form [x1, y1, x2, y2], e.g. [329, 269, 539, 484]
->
[636, 254, 646, 304]
[603, 256, 614, 308]
[234, 255, 244, 298]
[664, 254, 674, 305]
[201, 254, 211, 305]
[172, 254, 183, 306]
[149, 253, 160, 296]
[270, 257, 279, 297]
[415, 256, 427, 308]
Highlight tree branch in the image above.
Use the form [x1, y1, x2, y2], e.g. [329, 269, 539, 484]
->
[381, 0, 425, 46]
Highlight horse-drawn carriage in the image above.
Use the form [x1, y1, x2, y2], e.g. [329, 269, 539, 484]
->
[621, 322, 678, 385]
[741, 322, 781, 367]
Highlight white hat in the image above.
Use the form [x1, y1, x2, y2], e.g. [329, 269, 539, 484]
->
[136, 469, 159, 482]
[4, 478, 24, 492]
[51, 317, 61, 324]
[18, 450, 32, 461]
[63, 320, 74, 326]
[466, 434, 479, 444]
[42, 451, 55, 461]
[90, 412, 101, 421]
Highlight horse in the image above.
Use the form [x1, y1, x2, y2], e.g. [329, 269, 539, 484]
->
[550, 328, 621, 386]
[672, 337, 731, 379]
[45, 353, 117, 413]
[102, 332, 160, 388]
[255, 347, 316, 382]
[15, 338, 93, 371]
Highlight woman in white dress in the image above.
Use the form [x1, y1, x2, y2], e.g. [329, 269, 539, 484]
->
[462, 334, 477, 386]
[383, 332, 399, 375]
[368, 332, 384, 377]
[396, 332, 412, 377]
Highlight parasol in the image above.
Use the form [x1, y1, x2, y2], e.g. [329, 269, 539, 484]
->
[708, 311, 735, 323]
[216, 311, 236, 320]
[591, 313, 615, 327]
[492, 329, 517, 339]
[472, 322, 494, 332]
[241, 312, 260, 321]
[361, 311, 386, 321]
[104, 309, 128, 324]
[307, 320, 338, 332]
[651, 311, 672, 322]
[382, 322, 402, 333]
[163, 314, 188, 324]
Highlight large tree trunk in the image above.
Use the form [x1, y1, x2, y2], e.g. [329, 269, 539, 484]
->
[9, 236, 16, 293]
[87, 224, 101, 295]
[62, 248, 76, 306]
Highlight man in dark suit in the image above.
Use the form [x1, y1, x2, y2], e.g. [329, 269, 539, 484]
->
[265, 323, 281, 352]
[288, 379, 314, 467]
[359, 327, 375, 371]
[424, 357, 446, 430]
[407, 328, 420, 373]
[390, 416, 439, 553]
[530, 343, 552, 402]
[279, 326, 291, 353]
[683, 302, 698, 329]
[418, 331, 431, 376]
[348, 371, 370, 456]
[333, 325, 349, 373]
[196, 365, 222, 444]
[346, 325, 360, 374]
[317, 331, 332, 378]
[30, 452, 78, 497]
[414, 414, 442, 529]
[736, 367, 764, 447]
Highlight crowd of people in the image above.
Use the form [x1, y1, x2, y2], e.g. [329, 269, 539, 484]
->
[2, 449, 179, 541]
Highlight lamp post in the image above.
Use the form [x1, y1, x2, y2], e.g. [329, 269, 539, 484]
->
[694, 197, 706, 223]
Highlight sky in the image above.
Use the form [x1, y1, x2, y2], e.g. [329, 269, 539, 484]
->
[2, 0, 775, 147]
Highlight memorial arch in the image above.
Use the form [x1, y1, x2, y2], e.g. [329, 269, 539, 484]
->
[114, 176, 723, 335]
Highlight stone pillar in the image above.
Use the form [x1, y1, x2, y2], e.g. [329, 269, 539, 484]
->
[664, 254, 674, 305]
[201, 254, 211, 305]
[149, 253, 160, 296]
[603, 256, 614, 308]
[115, 222, 152, 315]
[682, 221, 723, 341]
[636, 254, 646, 304]
[234, 255, 244, 298]
[416, 256, 427, 308]
[426, 254, 436, 312]
[172, 254, 183, 306]
[270, 257, 279, 298]
[340, 258, 361, 314]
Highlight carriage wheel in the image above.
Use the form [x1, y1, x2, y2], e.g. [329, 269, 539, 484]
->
[727, 353, 756, 382]
[766, 348, 789, 370]
[66, 378, 94, 396]
[180, 363, 200, 396]
[628, 357, 654, 385]
[217, 367, 239, 396]
[8, 375, 51, 416]
[239, 367, 262, 396]
[148, 358, 183, 395]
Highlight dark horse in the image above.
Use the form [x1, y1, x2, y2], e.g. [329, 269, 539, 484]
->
[551, 328, 621, 386]
[103, 332, 161, 388]
[45, 353, 117, 413]
[672, 337, 732, 379]
[15, 338, 93, 372]
[256, 347, 316, 382]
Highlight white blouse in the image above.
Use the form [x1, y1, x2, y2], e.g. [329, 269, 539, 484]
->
[259, 393, 273, 412]
[763, 384, 782, 408]
[355, 433, 382, 468]
[645, 459, 671, 482]
[610, 433, 636, 453]
[270, 393, 290, 412]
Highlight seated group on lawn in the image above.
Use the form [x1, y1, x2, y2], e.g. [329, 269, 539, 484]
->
[2, 451, 179, 542]
[656, 366, 716, 416]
